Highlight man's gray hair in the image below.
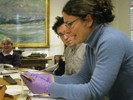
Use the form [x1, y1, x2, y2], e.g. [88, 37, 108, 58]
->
[1, 38, 13, 45]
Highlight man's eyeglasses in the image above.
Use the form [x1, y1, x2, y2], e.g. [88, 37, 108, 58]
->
[65, 17, 80, 29]
[57, 31, 68, 38]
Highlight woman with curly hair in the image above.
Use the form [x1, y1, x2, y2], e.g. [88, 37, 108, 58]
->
[21, 0, 133, 100]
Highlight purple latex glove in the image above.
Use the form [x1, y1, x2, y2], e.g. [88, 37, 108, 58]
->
[20, 72, 51, 94]
[24, 72, 53, 83]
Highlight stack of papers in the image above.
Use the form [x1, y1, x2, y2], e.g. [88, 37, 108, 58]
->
[1, 70, 18, 74]
[6, 85, 29, 95]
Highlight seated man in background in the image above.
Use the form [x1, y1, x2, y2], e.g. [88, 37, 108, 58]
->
[52, 16, 86, 75]
[0, 38, 21, 67]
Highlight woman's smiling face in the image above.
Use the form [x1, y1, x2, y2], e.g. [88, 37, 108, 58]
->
[63, 13, 93, 45]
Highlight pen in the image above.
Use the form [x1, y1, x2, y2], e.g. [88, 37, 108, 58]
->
[20, 73, 34, 82]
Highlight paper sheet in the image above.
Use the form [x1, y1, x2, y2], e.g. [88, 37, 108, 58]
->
[1, 69, 18, 74]
[0, 73, 21, 79]
[6, 85, 63, 100]
[5, 85, 29, 95]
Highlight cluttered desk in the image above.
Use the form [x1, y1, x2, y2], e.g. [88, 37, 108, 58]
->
[20, 57, 52, 70]
[17, 52, 52, 70]
[0, 67, 63, 100]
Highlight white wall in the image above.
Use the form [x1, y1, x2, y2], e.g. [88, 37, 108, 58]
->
[22, 0, 131, 58]
[48, 0, 69, 56]
[111, 0, 130, 37]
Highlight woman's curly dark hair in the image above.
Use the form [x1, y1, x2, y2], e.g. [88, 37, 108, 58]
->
[62, 0, 115, 24]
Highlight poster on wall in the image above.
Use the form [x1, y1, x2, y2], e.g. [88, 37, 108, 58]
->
[0, 0, 49, 48]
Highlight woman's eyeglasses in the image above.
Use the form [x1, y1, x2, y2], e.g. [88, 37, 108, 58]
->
[65, 17, 80, 29]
